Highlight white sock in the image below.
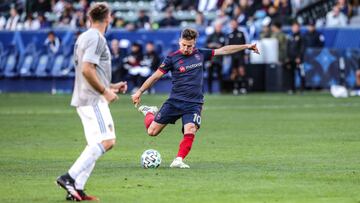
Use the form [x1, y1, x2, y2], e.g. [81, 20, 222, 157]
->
[75, 162, 95, 190]
[68, 143, 105, 180]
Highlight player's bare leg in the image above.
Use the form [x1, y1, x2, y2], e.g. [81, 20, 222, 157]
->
[170, 123, 197, 169]
[147, 121, 166, 136]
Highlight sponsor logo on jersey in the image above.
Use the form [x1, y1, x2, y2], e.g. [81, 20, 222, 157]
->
[185, 62, 202, 70]
[195, 54, 200, 60]
[178, 62, 202, 73]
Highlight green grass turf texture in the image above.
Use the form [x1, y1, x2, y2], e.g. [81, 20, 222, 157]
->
[0, 93, 359, 203]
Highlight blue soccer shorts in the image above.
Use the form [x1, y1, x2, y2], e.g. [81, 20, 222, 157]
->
[154, 98, 202, 129]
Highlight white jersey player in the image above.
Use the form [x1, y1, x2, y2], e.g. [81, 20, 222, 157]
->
[56, 2, 127, 201]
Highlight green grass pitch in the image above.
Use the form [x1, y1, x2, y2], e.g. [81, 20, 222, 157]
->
[0, 93, 359, 203]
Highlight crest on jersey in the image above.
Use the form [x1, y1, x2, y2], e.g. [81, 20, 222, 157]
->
[179, 66, 186, 73]
[108, 124, 113, 132]
[156, 112, 161, 120]
[159, 63, 165, 68]
[195, 54, 200, 60]
[179, 60, 184, 64]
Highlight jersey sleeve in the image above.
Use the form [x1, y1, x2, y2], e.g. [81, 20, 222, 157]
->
[158, 55, 173, 74]
[199, 48, 215, 61]
[82, 35, 103, 66]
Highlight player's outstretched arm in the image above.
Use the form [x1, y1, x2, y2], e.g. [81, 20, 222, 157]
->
[131, 69, 164, 107]
[214, 43, 259, 56]
[82, 62, 118, 103]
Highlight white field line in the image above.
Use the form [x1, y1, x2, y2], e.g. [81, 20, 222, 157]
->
[0, 102, 359, 115]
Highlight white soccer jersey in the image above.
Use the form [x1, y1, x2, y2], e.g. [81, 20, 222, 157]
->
[71, 28, 111, 107]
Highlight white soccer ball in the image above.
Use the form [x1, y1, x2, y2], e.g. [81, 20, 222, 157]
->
[141, 149, 161, 169]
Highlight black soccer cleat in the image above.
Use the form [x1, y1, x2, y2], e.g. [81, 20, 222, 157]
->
[56, 174, 82, 201]
[66, 190, 99, 201]
[66, 192, 76, 201]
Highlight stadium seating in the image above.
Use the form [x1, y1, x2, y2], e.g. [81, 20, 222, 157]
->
[34, 48, 52, 77]
[0, 28, 359, 92]
[3, 44, 19, 77]
[18, 43, 37, 77]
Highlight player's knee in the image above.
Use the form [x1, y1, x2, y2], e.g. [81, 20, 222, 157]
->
[184, 124, 197, 134]
[147, 128, 158, 137]
[101, 139, 116, 151]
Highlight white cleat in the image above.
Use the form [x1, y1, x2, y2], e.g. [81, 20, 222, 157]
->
[138, 105, 158, 116]
[170, 157, 190, 169]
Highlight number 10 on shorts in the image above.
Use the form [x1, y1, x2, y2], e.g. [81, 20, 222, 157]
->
[193, 113, 201, 125]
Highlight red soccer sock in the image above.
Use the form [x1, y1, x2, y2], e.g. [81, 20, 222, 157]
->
[177, 133, 195, 159]
[144, 113, 154, 129]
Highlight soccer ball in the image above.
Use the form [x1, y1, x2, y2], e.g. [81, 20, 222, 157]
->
[141, 149, 161, 169]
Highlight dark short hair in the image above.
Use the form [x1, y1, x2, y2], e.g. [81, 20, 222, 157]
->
[181, 28, 198, 40]
[292, 20, 300, 26]
[48, 31, 55, 36]
[272, 20, 282, 29]
[88, 2, 110, 22]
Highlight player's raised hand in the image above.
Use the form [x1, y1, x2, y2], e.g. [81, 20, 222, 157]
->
[103, 88, 119, 104]
[131, 90, 142, 108]
[248, 43, 260, 54]
[111, 81, 128, 94]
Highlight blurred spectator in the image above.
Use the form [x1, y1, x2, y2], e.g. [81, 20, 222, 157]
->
[251, 0, 273, 31]
[338, 0, 353, 18]
[260, 0, 273, 14]
[141, 42, 161, 72]
[30, 0, 51, 14]
[226, 19, 247, 95]
[0, 16, 6, 30]
[154, 0, 168, 11]
[274, 0, 292, 24]
[213, 9, 230, 26]
[326, 4, 348, 27]
[221, 0, 238, 17]
[53, 0, 66, 16]
[233, 5, 247, 26]
[268, 5, 280, 21]
[141, 42, 161, 93]
[56, 1, 73, 29]
[173, 0, 197, 11]
[158, 9, 180, 27]
[44, 31, 61, 54]
[78, 0, 89, 13]
[123, 43, 150, 93]
[270, 20, 287, 65]
[302, 21, 324, 48]
[110, 39, 125, 83]
[23, 13, 40, 30]
[286, 21, 305, 93]
[260, 17, 272, 39]
[70, 9, 87, 29]
[239, 0, 251, 16]
[195, 11, 208, 27]
[112, 17, 127, 28]
[198, 0, 219, 12]
[135, 10, 151, 29]
[206, 21, 226, 94]
[38, 13, 51, 29]
[5, 7, 20, 30]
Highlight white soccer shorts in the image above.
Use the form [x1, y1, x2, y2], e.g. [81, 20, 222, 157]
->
[76, 100, 116, 144]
